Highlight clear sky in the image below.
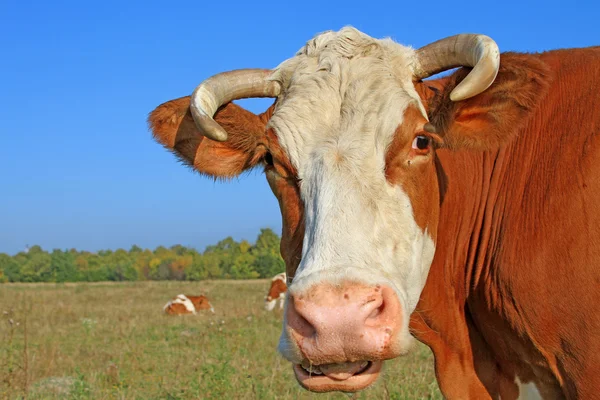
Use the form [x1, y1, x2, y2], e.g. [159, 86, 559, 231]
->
[0, 0, 597, 255]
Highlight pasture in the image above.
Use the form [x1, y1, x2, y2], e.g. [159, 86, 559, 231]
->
[0, 280, 441, 399]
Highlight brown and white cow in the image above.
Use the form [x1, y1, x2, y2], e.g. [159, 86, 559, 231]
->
[265, 272, 287, 311]
[149, 27, 600, 398]
[163, 294, 215, 315]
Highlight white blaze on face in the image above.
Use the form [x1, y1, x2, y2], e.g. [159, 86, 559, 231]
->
[269, 27, 435, 304]
[268, 27, 437, 359]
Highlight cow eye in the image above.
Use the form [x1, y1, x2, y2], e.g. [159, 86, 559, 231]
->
[412, 135, 431, 152]
[264, 152, 274, 166]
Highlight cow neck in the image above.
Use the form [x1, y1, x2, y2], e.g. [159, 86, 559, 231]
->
[412, 145, 515, 317]
[440, 146, 514, 299]
[407, 145, 520, 397]
[430, 110, 549, 316]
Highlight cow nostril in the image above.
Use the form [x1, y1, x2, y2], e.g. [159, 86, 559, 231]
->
[288, 297, 317, 338]
[367, 302, 385, 320]
[297, 314, 314, 336]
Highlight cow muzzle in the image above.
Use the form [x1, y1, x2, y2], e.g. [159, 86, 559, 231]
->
[283, 282, 404, 392]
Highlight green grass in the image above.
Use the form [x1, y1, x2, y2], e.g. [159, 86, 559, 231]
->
[0, 281, 441, 399]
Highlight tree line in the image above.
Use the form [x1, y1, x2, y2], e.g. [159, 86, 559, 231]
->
[0, 228, 285, 283]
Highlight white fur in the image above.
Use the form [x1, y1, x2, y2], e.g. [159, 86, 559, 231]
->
[266, 27, 437, 362]
[163, 294, 196, 315]
[265, 299, 277, 311]
[265, 296, 285, 311]
[515, 377, 543, 400]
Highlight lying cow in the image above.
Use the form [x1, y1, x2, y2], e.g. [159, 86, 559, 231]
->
[150, 27, 600, 398]
[163, 294, 215, 315]
[265, 272, 287, 311]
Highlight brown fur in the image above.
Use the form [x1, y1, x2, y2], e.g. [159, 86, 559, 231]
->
[384, 106, 440, 236]
[266, 278, 287, 301]
[164, 302, 189, 316]
[186, 295, 213, 311]
[426, 52, 552, 151]
[149, 47, 600, 398]
[410, 48, 600, 399]
[148, 98, 272, 178]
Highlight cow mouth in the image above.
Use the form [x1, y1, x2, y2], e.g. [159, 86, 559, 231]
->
[293, 360, 383, 392]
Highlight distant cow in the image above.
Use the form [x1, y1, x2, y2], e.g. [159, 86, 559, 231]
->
[265, 272, 287, 311]
[163, 294, 215, 315]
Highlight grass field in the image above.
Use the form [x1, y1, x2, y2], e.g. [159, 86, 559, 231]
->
[0, 281, 442, 399]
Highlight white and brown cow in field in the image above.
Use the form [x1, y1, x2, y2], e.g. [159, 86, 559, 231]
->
[265, 272, 287, 311]
[163, 294, 215, 315]
[150, 27, 600, 398]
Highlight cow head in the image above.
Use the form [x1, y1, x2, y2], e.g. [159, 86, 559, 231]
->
[192, 295, 215, 313]
[149, 27, 539, 392]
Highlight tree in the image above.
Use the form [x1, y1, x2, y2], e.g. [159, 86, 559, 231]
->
[169, 254, 193, 280]
[253, 228, 281, 256]
[229, 243, 259, 279]
[129, 245, 143, 253]
[251, 228, 285, 278]
[170, 244, 189, 256]
[202, 253, 223, 279]
[0, 253, 19, 282]
[82, 253, 110, 282]
[50, 249, 78, 282]
[132, 249, 153, 279]
[186, 254, 208, 281]
[253, 253, 285, 278]
[104, 249, 138, 281]
[19, 251, 52, 282]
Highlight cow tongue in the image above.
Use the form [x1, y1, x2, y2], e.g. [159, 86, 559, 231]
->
[319, 361, 369, 381]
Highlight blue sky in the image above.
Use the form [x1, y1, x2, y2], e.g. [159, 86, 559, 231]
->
[0, 0, 597, 255]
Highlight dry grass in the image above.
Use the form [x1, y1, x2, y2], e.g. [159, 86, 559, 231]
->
[0, 281, 441, 399]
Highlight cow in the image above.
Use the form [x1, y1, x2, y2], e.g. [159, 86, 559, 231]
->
[163, 294, 215, 315]
[149, 27, 600, 398]
[265, 272, 287, 311]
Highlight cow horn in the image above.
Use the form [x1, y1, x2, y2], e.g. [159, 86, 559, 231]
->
[413, 34, 500, 101]
[190, 69, 281, 142]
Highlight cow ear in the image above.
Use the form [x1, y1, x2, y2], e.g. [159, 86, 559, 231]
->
[148, 96, 272, 178]
[426, 53, 551, 151]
